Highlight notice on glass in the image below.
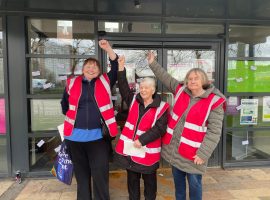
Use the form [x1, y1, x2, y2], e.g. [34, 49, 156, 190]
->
[263, 96, 270, 122]
[227, 96, 239, 115]
[123, 140, 146, 158]
[57, 123, 64, 141]
[240, 99, 258, 125]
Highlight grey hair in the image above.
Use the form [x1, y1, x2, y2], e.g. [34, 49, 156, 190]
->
[183, 68, 210, 89]
[140, 77, 156, 92]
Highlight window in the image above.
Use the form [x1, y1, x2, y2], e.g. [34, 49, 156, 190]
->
[228, 25, 270, 92]
[27, 18, 95, 171]
[166, 23, 224, 35]
[225, 25, 270, 164]
[98, 21, 161, 34]
[167, 49, 216, 82]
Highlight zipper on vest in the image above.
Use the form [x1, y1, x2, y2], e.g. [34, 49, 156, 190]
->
[87, 82, 90, 130]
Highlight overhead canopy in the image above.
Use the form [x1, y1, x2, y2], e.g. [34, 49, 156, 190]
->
[1, 0, 270, 20]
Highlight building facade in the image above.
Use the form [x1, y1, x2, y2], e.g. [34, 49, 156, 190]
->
[0, 0, 270, 177]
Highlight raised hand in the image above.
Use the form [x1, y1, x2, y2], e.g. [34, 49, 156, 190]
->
[147, 51, 156, 64]
[99, 39, 112, 52]
[99, 39, 116, 60]
[118, 55, 125, 71]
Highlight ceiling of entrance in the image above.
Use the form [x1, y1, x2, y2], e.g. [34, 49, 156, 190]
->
[1, 0, 270, 20]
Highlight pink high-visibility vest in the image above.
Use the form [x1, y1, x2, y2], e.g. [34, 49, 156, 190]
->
[115, 96, 169, 166]
[162, 84, 226, 160]
[63, 74, 118, 137]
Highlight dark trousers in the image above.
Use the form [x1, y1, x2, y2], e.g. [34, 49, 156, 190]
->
[127, 169, 157, 200]
[65, 139, 109, 200]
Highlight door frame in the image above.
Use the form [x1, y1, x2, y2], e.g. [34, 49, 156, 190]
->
[101, 38, 225, 167]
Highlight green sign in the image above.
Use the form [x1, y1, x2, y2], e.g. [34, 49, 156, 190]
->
[227, 60, 270, 93]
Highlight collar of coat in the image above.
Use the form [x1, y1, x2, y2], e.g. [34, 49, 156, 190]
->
[135, 92, 161, 108]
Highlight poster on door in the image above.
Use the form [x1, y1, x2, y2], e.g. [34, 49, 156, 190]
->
[262, 96, 270, 122]
[0, 99, 6, 134]
[240, 99, 258, 125]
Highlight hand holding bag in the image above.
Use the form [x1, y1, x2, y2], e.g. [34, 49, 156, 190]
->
[51, 141, 73, 185]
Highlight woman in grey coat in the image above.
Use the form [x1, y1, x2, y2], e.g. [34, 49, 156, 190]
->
[147, 52, 226, 200]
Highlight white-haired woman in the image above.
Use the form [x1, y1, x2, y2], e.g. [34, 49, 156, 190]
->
[115, 56, 169, 200]
[147, 52, 226, 200]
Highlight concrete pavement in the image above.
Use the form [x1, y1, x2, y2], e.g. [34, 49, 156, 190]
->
[0, 167, 270, 200]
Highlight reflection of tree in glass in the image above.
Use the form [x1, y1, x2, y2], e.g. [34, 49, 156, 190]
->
[30, 31, 95, 94]
[134, 50, 148, 74]
[168, 49, 214, 64]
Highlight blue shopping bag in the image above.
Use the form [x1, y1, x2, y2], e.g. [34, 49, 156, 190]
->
[51, 141, 73, 185]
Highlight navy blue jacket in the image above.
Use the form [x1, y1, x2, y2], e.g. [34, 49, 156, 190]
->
[61, 56, 118, 130]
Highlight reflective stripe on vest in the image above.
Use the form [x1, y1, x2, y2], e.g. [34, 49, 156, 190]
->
[67, 77, 76, 95]
[100, 75, 112, 97]
[171, 111, 179, 121]
[100, 104, 113, 112]
[151, 101, 165, 127]
[166, 127, 174, 135]
[175, 85, 186, 103]
[184, 122, 207, 132]
[69, 104, 76, 111]
[105, 117, 116, 125]
[180, 136, 201, 148]
[65, 116, 75, 125]
[125, 121, 135, 131]
[203, 95, 221, 126]
[136, 129, 145, 136]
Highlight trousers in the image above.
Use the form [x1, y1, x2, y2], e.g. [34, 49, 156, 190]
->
[172, 166, 202, 200]
[66, 139, 110, 200]
[127, 169, 157, 200]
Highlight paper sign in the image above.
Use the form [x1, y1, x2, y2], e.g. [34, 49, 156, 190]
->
[242, 140, 249, 145]
[57, 123, 64, 141]
[228, 97, 238, 106]
[236, 105, 243, 110]
[263, 96, 270, 122]
[235, 77, 243, 82]
[240, 99, 258, 125]
[37, 140, 45, 147]
[250, 65, 257, 71]
[43, 83, 53, 89]
[123, 140, 146, 158]
[32, 71, 40, 76]
[54, 145, 61, 153]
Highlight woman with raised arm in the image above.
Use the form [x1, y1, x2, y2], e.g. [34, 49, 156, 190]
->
[147, 52, 226, 200]
[61, 40, 118, 200]
[115, 56, 169, 200]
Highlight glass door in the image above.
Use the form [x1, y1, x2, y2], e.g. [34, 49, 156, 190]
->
[104, 41, 223, 169]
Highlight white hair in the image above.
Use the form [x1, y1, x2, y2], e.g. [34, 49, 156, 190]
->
[140, 77, 156, 92]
